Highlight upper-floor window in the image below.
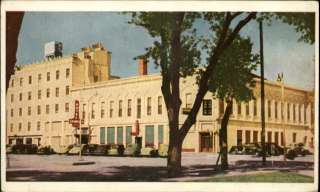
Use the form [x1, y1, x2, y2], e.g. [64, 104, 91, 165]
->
[253, 99, 257, 116]
[66, 86, 70, 95]
[82, 104, 86, 120]
[91, 103, 95, 119]
[65, 103, 69, 112]
[202, 99, 212, 116]
[186, 93, 192, 109]
[20, 78, 23, 86]
[109, 101, 114, 118]
[38, 74, 41, 82]
[38, 90, 41, 99]
[55, 104, 59, 113]
[304, 105, 307, 123]
[28, 106, 31, 116]
[28, 91, 32, 100]
[245, 102, 250, 116]
[28, 76, 32, 84]
[287, 103, 290, 121]
[10, 124, 13, 132]
[101, 102, 105, 118]
[293, 132, 297, 143]
[46, 88, 50, 98]
[37, 105, 41, 115]
[56, 70, 60, 80]
[237, 102, 241, 115]
[275, 101, 278, 119]
[47, 72, 50, 81]
[19, 93, 22, 101]
[11, 94, 14, 103]
[46, 104, 50, 114]
[267, 100, 271, 118]
[137, 98, 141, 119]
[55, 87, 59, 97]
[147, 97, 151, 116]
[11, 79, 14, 87]
[19, 123, 22, 132]
[66, 68, 70, 78]
[158, 96, 162, 115]
[27, 122, 31, 131]
[219, 99, 224, 115]
[10, 108, 14, 117]
[37, 121, 41, 131]
[119, 100, 123, 117]
[127, 99, 132, 117]
[293, 104, 296, 121]
[298, 104, 301, 122]
[19, 108, 22, 116]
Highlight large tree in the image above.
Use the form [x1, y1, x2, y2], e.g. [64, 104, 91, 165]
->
[129, 12, 315, 177]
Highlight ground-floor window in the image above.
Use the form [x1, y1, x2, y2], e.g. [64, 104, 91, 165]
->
[274, 132, 279, 145]
[107, 127, 115, 144]
[292, 132, 297, 143]
[267, 131, 272, 143]
[126, 126, 132, 146]
[16, 138, 23, 144]
[281, 132, 284, 146]
[26, 138, 32, 144]
[9, 139, 13, 144]
[100, 127, 105, 144]
[245, 130, 250, 144]
[158, 125, 164, 144]
[117, 127, 123, 144]
[145, 125, 154, 147]
[237, 130, 242, 146]
[253, 131, 258, 143]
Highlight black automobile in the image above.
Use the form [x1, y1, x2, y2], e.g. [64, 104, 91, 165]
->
[285, 143, 311, 160]
[82, 144, 109, 156]
[256, 142, 284, 156]
[11, 144, 38, 154]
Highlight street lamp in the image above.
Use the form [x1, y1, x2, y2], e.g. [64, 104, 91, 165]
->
[277, 72, 286, 162]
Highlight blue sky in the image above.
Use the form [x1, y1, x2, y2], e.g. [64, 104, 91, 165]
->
[16, 12, 315, 90]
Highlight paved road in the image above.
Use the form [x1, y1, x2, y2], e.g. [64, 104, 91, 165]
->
[6, 153, 314, 181]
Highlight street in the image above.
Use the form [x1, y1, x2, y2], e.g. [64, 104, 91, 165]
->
[6, 153, 314, 181]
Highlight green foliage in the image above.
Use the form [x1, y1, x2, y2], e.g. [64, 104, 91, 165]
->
[275, 13, 315, 44]
[208, 34, 259, 102]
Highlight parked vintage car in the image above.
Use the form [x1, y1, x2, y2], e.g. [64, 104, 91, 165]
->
[6, 144, 13, 154]
[158, 144, 168, 157]
[124, 144, 140, 156]
[107, 144, 125, 156]
[82, 144, 109, 156]
[67, 144, 85, 155]
[140, 147, 158, 157]
[11, 144, 38, 154]
[256, 142, 284, 156]
[37, 145, 55, 155]
[55, 145, 73, 154]
[285, 143, 312, 160]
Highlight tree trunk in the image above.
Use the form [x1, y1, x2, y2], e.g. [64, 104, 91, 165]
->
[167, 136, 183, 177]
[219, 98, 233, 170]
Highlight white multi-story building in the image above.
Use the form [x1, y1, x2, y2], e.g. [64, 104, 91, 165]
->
[6, 42, 315, 153]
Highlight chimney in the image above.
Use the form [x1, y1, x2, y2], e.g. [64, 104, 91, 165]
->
[138, 59, 148, 76]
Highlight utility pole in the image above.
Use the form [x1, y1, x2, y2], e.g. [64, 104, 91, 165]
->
[259, 20, 266, 166]
[277, 73, 286, 162]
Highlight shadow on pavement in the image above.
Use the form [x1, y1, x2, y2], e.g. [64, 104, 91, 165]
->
[6, 160, 313, 181]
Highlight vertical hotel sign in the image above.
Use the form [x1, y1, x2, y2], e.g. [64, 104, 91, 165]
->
[69, 100, 83, 128]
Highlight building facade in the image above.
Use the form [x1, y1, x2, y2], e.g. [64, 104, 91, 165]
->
[6, 43, 315, 153]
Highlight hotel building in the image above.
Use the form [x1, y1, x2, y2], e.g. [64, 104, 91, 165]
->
[6, 42, 315, 153]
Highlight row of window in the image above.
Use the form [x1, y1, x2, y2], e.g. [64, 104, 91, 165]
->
[9, 121, 41, 132]
[99, 125, 164, 147]
[10, 86, 70, 102]
[11, 68, 70, 87]
[236, 129, 304, 146]
[10, 103, 70, 117]
[218, 99, 309, 123]
[86, 97, 163, 120]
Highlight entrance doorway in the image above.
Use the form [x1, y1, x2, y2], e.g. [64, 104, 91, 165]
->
[199, 132, 213, 152]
